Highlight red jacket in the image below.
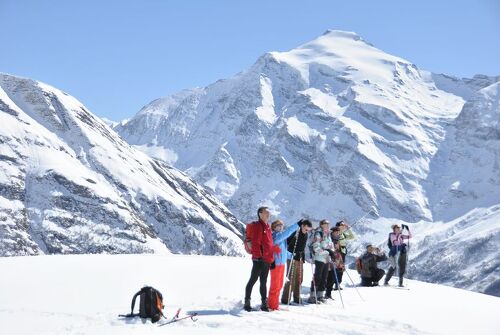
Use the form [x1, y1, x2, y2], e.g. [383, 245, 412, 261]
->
[248, 219, 274, 264]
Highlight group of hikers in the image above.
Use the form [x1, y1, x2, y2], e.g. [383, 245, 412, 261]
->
[244, 206, 412, 312]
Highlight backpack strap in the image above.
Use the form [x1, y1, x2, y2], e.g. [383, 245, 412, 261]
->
[130, 289, 144, 315]
[118, 288, 143, 318]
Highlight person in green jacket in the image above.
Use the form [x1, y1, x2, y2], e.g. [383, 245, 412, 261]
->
[334, 220, 356, 262]
[326, 220, 356, 296]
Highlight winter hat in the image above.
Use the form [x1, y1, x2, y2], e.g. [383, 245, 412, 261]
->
[299, 219, 313, 227]
[336, 220, 345, 227]
[365, 243, 373, 249]
[271, 220, 284, 230]
[319, 219, 330, 226]
[391, 224, 401, 230]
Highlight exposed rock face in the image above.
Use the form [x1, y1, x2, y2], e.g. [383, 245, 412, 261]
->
[0, 73, 245, 257]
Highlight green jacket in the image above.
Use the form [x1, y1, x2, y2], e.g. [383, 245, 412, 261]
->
[337, 229, 355, 254]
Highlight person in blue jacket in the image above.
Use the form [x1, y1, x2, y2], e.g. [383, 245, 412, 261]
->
[268, 220, 299, 310]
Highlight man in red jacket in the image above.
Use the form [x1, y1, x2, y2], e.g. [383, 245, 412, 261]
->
[244, 206, 273, 312]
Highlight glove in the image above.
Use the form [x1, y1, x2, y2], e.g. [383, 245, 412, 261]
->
[272, 245, 281, 253]
[402, 224, 409, 230]
[326, 249, 335, 258]
[297, 219, 304, 227]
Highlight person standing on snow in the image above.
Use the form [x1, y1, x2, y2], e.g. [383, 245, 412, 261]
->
[325, 240, 345, 299]
[384, 224, 412, 287]
[308, 219, 334, 303]
[244, 207, 274, 312]
[281, 219, 313, 305]
[268, 220, 299, 310]
[334, 220, 356, 263]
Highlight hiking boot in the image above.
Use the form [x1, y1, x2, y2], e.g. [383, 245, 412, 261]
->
[383, 281, 389, 286]
[243, 298, 252, 312]
[333, 285, 343, 291]
[317, 291, 326, 303]
[260, 299, 270, 312]
[325, 292, 333, 299]
[399, 278, 404, 287]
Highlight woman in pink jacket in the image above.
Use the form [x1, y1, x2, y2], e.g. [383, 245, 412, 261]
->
[384, 224, 412, 287]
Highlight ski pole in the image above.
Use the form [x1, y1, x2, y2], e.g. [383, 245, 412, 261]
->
[349, 208, 376, 228]
[310, 262, 318, 304]
[286, 228, 300, 305]
[344, 270, 365, 301]
[405, 226, 410, 288]
[332, 264, 345, 309]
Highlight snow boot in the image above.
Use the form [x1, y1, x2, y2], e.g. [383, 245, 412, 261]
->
[385, 267, 395, 284]
[260, 299, 270, 312]
[243, 298, 252, 312]
[399, 277, 404, 287]
[317, 291, 325, 303]
[307, 292, 317, 304]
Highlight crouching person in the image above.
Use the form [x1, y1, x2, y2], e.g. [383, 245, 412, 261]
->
[360, 244, 387, 287]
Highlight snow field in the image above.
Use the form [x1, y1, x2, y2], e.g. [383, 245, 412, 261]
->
[0, 254, 498, 335]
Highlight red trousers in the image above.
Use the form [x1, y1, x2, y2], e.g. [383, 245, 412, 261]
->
[268, 264, 285, 310]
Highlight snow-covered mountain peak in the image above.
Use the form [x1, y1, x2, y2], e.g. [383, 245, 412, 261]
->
[0, 73, 245, 257]
[116, 31, 468, 225]
[267, 29, 415, 89]
[480, 80, 500, 99]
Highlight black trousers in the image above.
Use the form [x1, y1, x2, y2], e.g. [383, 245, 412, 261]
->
[311, 261, 329, 292]
[361, 269, 385, 287]
[326, 267, 343, 293]
[245, 260, 270, 301]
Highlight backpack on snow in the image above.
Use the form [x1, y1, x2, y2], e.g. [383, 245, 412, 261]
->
[119, 286, 165, 323]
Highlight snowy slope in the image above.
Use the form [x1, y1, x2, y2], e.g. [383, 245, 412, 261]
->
[421, 72, 500, 101]
[115, 30, 500, 297]
[0, 253, 498, 335]
[0, 73, 245, 257]
[339, 205, 500, 297]
[116, 30, 466, 224]
[425, 82, 500, 221]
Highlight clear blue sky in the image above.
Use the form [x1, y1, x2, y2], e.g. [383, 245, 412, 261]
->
[1, 0, 499, 121]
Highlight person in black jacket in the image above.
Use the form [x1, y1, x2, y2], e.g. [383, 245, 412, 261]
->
[360, 244, 387, 287]
[281, 219, 313, 304]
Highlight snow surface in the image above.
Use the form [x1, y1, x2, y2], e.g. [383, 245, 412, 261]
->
[0, 253, 498, 335]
